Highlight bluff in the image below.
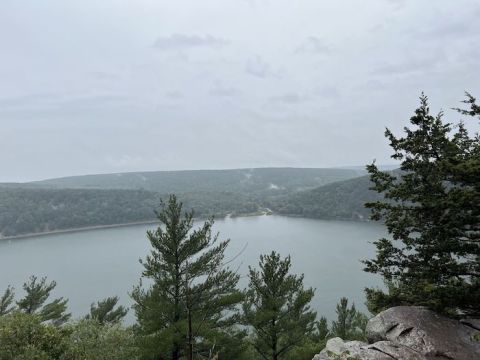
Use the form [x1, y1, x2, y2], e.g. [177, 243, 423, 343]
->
[314, 306, 480, 360]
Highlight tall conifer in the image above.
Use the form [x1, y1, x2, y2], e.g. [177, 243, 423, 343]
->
[131, 195, 244, 360]
[364, 94, 480, 316]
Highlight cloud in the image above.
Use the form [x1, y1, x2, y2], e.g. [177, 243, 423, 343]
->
[270, 92, 309, 104]
[313, 86, 340, 99]
[89, 71, 120, 81]
[209, 84, 241, 97]
[153, 34, 228, 50]
[385, 0, 407, 10]
[165, 91, 183, 99]
[372, 55, 446, 76]
[295, 36, 331, 54]
[417, 21, 477, 40]
[245, 55, 281, 79]
[0, 92, 130, 114]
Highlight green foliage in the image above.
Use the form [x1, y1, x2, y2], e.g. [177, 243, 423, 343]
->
[0, 168, 361, 237]
[365, 281, 408, 315]
[272, 174, 381, 221]
[316, 316, 330, 342]
[85, 296, 128, 325]
[364, 93, 480, 317]
[330, 298, 367, 341]
[0, 312, 138, 360]
[0, 286, 15, 316]
[16, 276, 70, 325]
[131, 195, 245, 360]
[0, 188, 160, 237]
[243, 251, 316, 360]
[0, 312, 67, 360]
[61, 319, 139, 360]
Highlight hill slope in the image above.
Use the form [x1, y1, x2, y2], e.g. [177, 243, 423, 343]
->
[0, 167, 366, 237]
[271, 174, 381, 221]
[31, 167, 363, 195]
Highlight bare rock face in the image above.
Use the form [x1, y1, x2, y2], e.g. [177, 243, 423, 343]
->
[313, 306, 480, 360]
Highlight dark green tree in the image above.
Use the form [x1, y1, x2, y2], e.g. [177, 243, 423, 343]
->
[243, 251, 316, 360]
[131, 195, 245, 360]
[0, 286, 15, 316]
[316, 317, 329, 341]
[330, 298, 367, 341]
[85, 296, 128, 325]
[364, 93, 480, 317]
[17, 275, 70, 325]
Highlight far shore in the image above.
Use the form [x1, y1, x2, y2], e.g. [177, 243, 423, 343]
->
[0, 210, 374, 241]
[0, 220, 161, 241]
[0, 211, 275, 241]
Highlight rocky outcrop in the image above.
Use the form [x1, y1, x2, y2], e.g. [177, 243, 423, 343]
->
[313, 306, 480, 360]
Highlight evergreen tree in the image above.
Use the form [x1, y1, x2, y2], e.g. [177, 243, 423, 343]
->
[330, 298, 367, 341]
[17, 275, 70, 325]
[0, 286, 15, 316]
[315, 317, 330, 342]
[86, 296, 128, 325]
[243, 251, 316, 360]
[364, 93, 480, 317]
[131, 195, 245, 360]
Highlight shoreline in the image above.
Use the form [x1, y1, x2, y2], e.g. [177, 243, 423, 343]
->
[0, 211, 373, 241]
[0, 211, 274, 241]
[0, 220, 161, 241]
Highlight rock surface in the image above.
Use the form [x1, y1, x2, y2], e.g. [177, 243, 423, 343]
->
[314, 306, 480, 360]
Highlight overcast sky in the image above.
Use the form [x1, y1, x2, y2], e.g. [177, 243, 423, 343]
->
[1, 0, 479, 182]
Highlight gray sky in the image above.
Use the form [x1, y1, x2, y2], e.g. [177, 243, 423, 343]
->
[1, 0, 479, 182]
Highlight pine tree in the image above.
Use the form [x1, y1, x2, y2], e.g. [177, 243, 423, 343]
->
[86, 296, 128, 325]
[0, 286, 15, 316]
[131, 195, 245, 360]
[16, 275, 70, 325]
[243, 251, 316, 360]
[330, 298, 367, 341]
[364, 93, 480, 317]
[316, 317, 329, 342]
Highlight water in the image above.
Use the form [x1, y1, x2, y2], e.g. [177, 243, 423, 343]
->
[0, 215, 386, 322]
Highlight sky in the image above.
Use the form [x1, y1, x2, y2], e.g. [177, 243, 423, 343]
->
[0, 0, 479, 182]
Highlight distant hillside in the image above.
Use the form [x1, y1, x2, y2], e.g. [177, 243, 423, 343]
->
[0, 167, 367, 237]
[30, 167, 363, 195]
[0, 187, 267, 238]
[270, 174, 382, 221]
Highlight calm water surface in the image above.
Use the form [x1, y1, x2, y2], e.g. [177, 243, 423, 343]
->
[0, 215, 386, 321]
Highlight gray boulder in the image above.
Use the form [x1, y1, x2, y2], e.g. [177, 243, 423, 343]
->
[314, 306, 480, 360]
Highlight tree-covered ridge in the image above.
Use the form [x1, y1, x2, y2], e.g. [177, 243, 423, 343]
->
[0, 168, 367, 238]
[270, 174, 382, 221]
[0, 188, 160, 237]
[29, 167, 363, 194]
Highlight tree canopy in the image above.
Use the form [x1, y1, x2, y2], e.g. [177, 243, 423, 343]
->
[131, 195, 245, 360]
[364, 93, 480, 317]
[243, 251, 316, 360]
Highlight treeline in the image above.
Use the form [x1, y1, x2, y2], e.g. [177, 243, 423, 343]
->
[0, 167, 374, 238]
[270, 174, 382, 221]
[0, 188, 263, 237]
[0, 188, 159, 237]
[0, 176, 382, 238]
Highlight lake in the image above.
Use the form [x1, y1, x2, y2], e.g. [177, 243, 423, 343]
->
[0, 215, 386, 322]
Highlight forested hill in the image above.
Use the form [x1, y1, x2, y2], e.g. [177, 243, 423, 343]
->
[30, 167, 364, 194]
[270, 174, 382, 221]
[0, 167, 366, 238]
